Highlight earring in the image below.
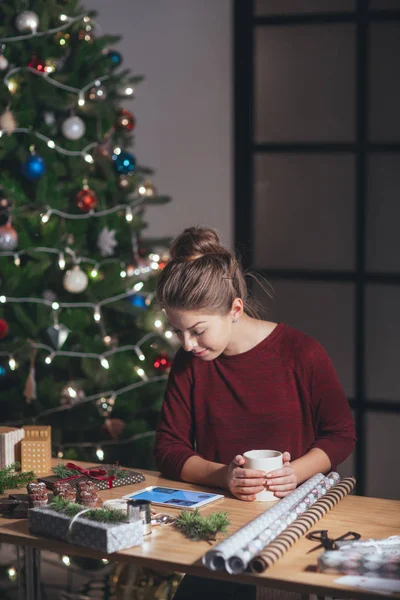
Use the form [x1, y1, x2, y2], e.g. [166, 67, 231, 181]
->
[232, 318, 238, 324]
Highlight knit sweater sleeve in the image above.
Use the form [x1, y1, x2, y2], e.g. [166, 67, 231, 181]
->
[300, 341, 356, 470]
[154, 349, 199, 480]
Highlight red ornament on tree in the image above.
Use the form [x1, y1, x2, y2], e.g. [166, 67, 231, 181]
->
[153, 353, 171, 372]
[75, 186, 97, 212]
[115, 109, 135, 131]
[0, 319, 8, 340]
[28, 56, 45, 72]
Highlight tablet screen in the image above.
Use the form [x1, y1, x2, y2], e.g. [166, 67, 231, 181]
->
[125, 486, 221, 508]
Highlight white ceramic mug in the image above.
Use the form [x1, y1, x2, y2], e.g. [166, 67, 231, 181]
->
[243, 449, 283, 502]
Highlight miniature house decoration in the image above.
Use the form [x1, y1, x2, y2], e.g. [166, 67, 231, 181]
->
[21, 425, 52, 476]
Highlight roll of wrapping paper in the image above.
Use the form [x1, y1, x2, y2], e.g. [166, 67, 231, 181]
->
[203, 472, 328, 571]
[249, 476, 356, 573]
[227, 472, 339, 574]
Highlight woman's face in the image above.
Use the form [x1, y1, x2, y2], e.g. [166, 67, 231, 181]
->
[165, 308, 234, 360]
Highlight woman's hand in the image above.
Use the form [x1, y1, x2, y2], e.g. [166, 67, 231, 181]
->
[226, 455, 267, 502]
[265, 451, 297, 498]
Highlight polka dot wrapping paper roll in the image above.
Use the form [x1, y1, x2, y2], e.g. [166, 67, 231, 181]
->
[250, 476, 356, 573]
[203, 473, 330, 572]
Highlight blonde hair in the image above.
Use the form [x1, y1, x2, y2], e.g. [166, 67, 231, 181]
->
[156, 226, 263, 318]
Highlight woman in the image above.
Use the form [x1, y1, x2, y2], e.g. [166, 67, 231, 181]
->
[154, 226, 355, 599]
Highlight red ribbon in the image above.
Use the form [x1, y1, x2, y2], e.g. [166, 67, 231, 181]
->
[57, 462, 116, 489]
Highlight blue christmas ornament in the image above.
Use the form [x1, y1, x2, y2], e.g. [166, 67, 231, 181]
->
[112, 151, 136, 175]
[130, 294, 147, 309]
[107, 50, 122, 67]
[21, 153, 46, 180]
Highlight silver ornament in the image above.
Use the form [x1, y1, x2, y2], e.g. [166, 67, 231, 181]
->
[0, 55, 9, 71]
[0, 223, 18, 250]
[15, 11, 39, 33]
[43, 111, 56, 126]
[61, 116, 86, 141]
[46, 323, 70, 349]
[63, 265, 88, 293]
[97, 227, 117, 257]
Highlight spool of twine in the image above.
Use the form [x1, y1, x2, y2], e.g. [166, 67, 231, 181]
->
[250, 476, 356, 573]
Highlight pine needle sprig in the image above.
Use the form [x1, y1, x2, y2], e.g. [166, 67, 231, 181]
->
[174, 509, 230, 542]
[51, 464, 78, 479]
[48, 497, 127, 524]
[0, 462, 36, 494]
[51, 462, 125, 480]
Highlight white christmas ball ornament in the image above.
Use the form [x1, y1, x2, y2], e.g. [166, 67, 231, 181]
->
[16, 11, 39, 33]
[63, 265, 88, 293]
[0, 55, 9, 71]
[61, 116, 86, 141]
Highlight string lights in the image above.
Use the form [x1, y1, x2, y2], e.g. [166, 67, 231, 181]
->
[5, 375, 168, 425]
[0, 13, 87, 43]
[0, 330, 172, 376]
[39, 201, 144, 222]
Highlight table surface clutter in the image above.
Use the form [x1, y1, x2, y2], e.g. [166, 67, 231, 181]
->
[0, 460, 399, 600]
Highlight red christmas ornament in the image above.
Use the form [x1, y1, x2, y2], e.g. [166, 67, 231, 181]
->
[115, 109, 135, 131]
[28, 56, 45, 72]
[153, 353, 171, 372]
[0, 319, 8, 340]
[75, 186, 97, 212]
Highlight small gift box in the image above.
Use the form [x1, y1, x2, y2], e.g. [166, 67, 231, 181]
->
[29, 503, 143, 553]
[39, 462, 145, 492]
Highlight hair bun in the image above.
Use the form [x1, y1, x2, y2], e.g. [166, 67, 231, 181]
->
[170, 226, 225, 262]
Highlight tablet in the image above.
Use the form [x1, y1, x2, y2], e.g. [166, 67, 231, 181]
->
[123, 486, 224, 509]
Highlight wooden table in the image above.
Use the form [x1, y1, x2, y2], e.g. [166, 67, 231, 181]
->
[1, 462, 399, 600]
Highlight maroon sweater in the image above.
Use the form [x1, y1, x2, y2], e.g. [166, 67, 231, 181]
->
[154, 323, 356, 480]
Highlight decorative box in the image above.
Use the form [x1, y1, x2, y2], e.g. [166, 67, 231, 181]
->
[21, 426, 52, 476]
[318, 536, 400, 579]
[0, 426, 25, 469]
[39, 462, 145, 492]
[29, 505, 143, 553]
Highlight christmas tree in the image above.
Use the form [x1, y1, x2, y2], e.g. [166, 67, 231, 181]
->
[0, 0, 174, 469]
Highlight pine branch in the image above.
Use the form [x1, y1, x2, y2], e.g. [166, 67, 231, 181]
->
[0, 462, 36, 494]
[51, 464, 78, 479]
[49, 496, 127, 523]
[174, 509, 230, 542]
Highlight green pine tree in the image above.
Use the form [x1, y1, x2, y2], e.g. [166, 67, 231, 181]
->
[0, 0, 174, 469]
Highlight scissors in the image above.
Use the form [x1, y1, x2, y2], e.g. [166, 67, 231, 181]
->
[306, 529, 361, 553]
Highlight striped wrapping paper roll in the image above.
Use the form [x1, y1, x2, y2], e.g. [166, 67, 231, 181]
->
[202, 473, 327, 571]
[250, 476, 356, 573]
[226, 473, 339, 574]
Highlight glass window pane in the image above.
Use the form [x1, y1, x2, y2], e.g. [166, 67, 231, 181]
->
[255, 25, 356, 142]
[367, 155, 400, 273]
[254, 154, 355, 270]
[366, 412, 400, 500]
[366, 285, 400, 402]
[255, 279, 355, 398]
[369, 23, 400, 141]
[255, 0, 356, 15]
